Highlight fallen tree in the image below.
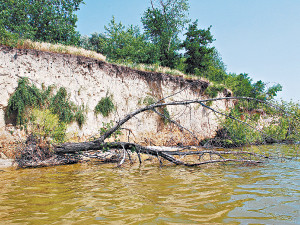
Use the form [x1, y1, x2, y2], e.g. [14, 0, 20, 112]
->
[15, 95, 298, 168]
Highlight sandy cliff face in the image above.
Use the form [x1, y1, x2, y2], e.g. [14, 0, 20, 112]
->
[0, 45, 232, 153]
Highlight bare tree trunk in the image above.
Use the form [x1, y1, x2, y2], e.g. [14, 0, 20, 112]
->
[55, 96, 276, 153]
[17, 96, 292, 168]
[56, 142, 266, 166]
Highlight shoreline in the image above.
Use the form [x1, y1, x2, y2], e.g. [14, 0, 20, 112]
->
[0, 159, 14, 168]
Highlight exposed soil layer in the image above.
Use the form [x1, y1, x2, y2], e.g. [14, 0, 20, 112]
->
[0, 45, 210, 94]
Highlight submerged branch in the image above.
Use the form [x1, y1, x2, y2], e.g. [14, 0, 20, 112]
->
[54, 141, 266, 167]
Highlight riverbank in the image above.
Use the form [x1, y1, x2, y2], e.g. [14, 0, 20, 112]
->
[0, 159, 13, 168]
[0, 44, 233, 158]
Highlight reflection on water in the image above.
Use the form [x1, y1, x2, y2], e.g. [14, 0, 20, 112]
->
[0, 144, 299, 224]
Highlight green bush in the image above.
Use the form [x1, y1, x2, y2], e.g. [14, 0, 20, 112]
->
[263, 100, 300, 142]
[0, 22, 19, 47]
[99, 121, 122, 142]
[6, 78, 86, 139]
[6, 78, 44, 126]
[162, 107, 170, 125]
[143, 95, 156, 106]
[74, 105, 86, 129]
[204, 83, 225, 98]
[217, 100, 300, 146]
[30, 108, 66, 143]
[220, 107, 263, 146]
[50, 87, 76, 123]
[94, 95, 115, 117]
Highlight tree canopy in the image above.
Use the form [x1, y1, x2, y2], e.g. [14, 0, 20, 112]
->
[141, 0, 190, 68]
[0, 0, 84, 45]
[82, 17, 160, 64]
[183, 20, 215, 74]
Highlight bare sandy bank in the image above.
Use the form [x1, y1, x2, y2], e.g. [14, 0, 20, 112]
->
[0, 159, 13, 168]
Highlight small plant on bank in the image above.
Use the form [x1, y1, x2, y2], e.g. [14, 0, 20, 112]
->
[50, 87, 76, 123]
[162, 107, 171, 125]
[204, 83, 225, 98]
[143, 95, 156, 106]
[74, 104, 86, 129]
[94, 95, 115, 117]
[6, 78, 44, 126]
[30, 108, 67, 143]
[100, 121, 122, 142]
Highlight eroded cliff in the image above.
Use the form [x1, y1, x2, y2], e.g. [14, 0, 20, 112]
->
[0, 45, 232, 156]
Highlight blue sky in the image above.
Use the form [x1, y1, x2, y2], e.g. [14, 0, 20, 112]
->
[76, 0, 300, 102]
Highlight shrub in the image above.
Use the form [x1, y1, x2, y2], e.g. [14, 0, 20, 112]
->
[30, 108, 66, 143]
[50, 87, 76, 124]
[263, 100, 300, 142]
[143, 95, 156, 106]
[94, 95, 115, 117]
[220, 107, 263, 146]
[74, 105, 86, 129]
[204, 83, 225, 98]
[6, 78, 44, 126]
[162, 107, 170, 124]
[0, 24, 19, 47]
[99, 121, 122, 142]
[6, 77, 86, 133]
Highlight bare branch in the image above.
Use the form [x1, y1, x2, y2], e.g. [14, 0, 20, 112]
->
[152, 108, 200, 142]
[199, 102, 267, 137]
[96, 96, 275, 144]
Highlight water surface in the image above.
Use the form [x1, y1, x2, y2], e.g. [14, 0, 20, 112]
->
[0, 144, 299, 224]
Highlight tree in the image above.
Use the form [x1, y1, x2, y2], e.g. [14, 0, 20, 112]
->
[141, 0, 190, 68]
[84, 17, 160, 64]
[0, 0, 84, 45]
[183, 20, 215, 75]
[200, 49, 227, 82]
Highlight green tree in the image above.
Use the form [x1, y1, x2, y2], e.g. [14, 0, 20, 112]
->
[0, 19, 19, 46]
[198, 48, 228, 83]
[224, 73, 282, 101]
[0, 0, 84, 45]
[141, 0, 189, 68]
[182, 20, 215, 75]
[85, 17, 160, 64]
[224, 73, 254, 97]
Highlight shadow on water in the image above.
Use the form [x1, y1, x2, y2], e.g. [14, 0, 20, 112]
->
[0, 144, 299, 224]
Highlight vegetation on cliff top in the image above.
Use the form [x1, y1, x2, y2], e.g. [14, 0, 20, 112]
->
[0, 0, 282, 102]
[80, 0, 282, 102]
[0, 0, 83, 45]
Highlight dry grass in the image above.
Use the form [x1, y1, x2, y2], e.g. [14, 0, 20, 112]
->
[15, 39, 106, 61]
[116, 61, 208, 81]
[7, 39, 210, 82]
[117, 62, 184, 76]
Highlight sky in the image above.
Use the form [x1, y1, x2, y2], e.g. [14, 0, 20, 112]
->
[76, 0, 300, 102]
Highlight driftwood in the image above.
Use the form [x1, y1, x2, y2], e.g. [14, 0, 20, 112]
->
[57, 142, 265, 166]
[55, 96, 275, 152]
[16, 96, 292, 168]
[48, 96, 281, 167]
[15, 135, 80, 168]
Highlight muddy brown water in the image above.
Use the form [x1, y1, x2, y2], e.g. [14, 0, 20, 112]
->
[0, 144, 299, 224]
